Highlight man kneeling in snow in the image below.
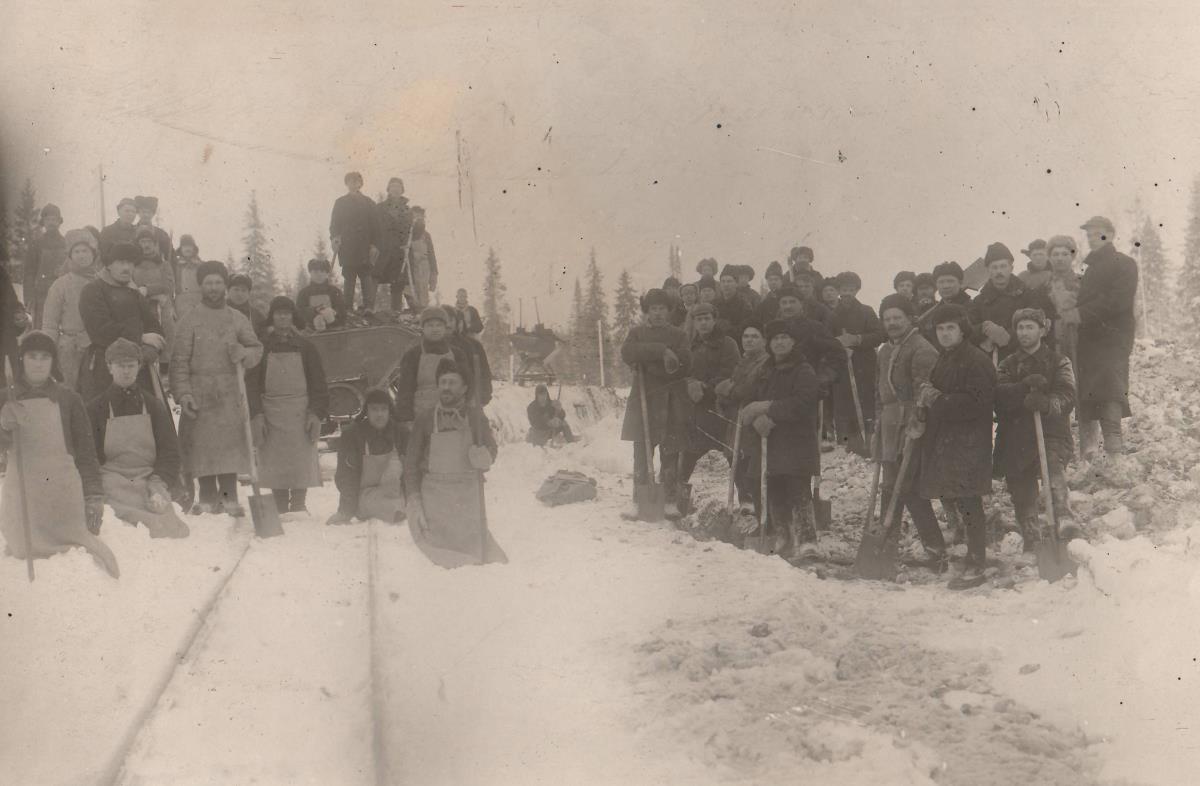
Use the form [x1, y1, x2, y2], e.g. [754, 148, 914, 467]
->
[328, 389, 407, 524]
[994, 308, 1079, 547]
[405, 361, 506, 567]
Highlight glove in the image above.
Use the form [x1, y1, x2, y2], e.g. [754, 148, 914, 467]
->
[227, 343, 247, 366]
[306, 412, 322, 442]
[138, 286, 149, 297]
[468, 445, 493, 471]
[836, 332, 860, 348]
[662, 348, 681, 375]
[0, 401, 22, 432]
[753, 415, 775, 437]
[686, 379, 704, 403]
[740, 401, 771, 424]
[12, 309, 28, 329]
[325, 510, 354, 526]
[905, 412, 927, 440]
[146, 477, 172, 514]
[1023, 374, 1049, 392]
[1023, 391, 1051, 413]
[313, 312, 328, 331]
[178, 393, 198, 418]
[141, 344, 160, 364]
[141, 332, 166, 351]
[916, 383, 941, 408]
[85, 497, 105, 535]
[714, 379, 734, 399]
[982, 322, 1010, 347]
[251, 414, 267, 446]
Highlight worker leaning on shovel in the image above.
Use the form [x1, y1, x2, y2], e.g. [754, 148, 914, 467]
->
[0, 331, 118, 577]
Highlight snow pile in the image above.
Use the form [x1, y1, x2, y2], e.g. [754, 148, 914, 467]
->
[484, 382, 626, 445]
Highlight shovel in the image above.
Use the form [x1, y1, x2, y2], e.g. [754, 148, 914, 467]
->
[1034, 411, 1077, 582]
[712, 410, 744, 538]
[632, 366, 664, 521]
[854, 433, 915, 580]
[750, 432, 774, 554]
[235, 364, 283, 538]
[812, 401, 833, 530]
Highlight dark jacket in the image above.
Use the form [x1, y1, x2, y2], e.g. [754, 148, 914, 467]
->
[715, 294, 754, 347]
[752, 348, 821, 476]
[77, 272, 164, 400]
[686, 326, 741, 451]
[919, 290, 972, 342]
[457, 304, 484, 335]
[330, 192, 380, 272]
[1075, 242, 1138, 418]
[527, 397, 566, 431]
[230, 299, 267, 337]
[137, 220, 175, 265]
[0, 380, 102, 499]
[994, 343, 1075, 475]
[916, 340, 996, 500]
[98, 219, 137, 259]
[88, 383, 181, 489]
[375, 197, 413, 284]
[334, 413, 408, 515]
[783, 314, 844, 393]
[829, 297, 884, 429]
[452, 333, 493, 407]
[620, 322, 692, 450]
[24, 229, 66, 297]
[756, 290, 782, 324]
[736, 285, 761, 310]
[246, 330, 330, 419]
[968, 277, 1056, 361]
[669, 300, 689, 328]
[875, 327, 938, 463]
[393, 339, 473, 423]
[296, 282, 346, 329]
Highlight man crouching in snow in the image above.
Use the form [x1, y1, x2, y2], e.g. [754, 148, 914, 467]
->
[620, 288, 692, 520]
[994, 308, 1079, 547]
[329, 389, 407, 524]
[404, 361, 506, 567]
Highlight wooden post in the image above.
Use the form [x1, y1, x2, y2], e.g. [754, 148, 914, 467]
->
[597, 319, 606, 388]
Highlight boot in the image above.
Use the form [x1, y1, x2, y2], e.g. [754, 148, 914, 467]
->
[944, 503, 965, 546]
[788, 501, 819, 560]
[1017, 517, 1041, 552]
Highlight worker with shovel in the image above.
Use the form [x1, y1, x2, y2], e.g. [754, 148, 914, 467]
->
[678, 302, 740, 515]
[717, 321, 770, 519]
[830, 271, 884, 458]
[0, 332, 118, 577]
[619, 288, 692, 521]
[994, 308, 1079, 548]
[869, 294, 947, 570]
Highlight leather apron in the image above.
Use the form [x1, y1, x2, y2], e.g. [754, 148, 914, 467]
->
[100, 403, 189, 538]
[0, 397, 119, 575]
[410, 408, 506, 568]
[413, 348, 453, 418]
[257, 352, 321, 489]
[357, 450, 405, 521]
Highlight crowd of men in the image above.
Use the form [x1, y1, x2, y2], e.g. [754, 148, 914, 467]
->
[0, 175, 503, 575]
[620, 217, 1138, 586]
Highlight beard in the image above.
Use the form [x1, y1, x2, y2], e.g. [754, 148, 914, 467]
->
[202, 291, 226, 307]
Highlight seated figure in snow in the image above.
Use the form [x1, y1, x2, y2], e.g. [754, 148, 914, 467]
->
[526, 384, 574, 446]
[328, 389, 407, 524]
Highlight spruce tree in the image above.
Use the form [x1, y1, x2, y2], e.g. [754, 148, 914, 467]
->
[241, 191, 278, 313]
[569, 277, 587, 384]
[480, 247, 511, 367]
[1134, 216, 1169, 337]
[668, 244, 682, 280]
[611, 268, 640, 386]
[311, 232, 340, 289]
[1179, 175, 1200, 337]
[6, 179, 38, 280]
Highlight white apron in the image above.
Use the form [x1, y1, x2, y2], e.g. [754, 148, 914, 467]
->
[257, 352, 321, 490]
[413, 348, 453, 418]
[100, 403, 189, 538]
[357, 450, 404, 521]
[410, 409, 506, 568]
[182, 371, 249, 477]
[0, 397, 119, 575]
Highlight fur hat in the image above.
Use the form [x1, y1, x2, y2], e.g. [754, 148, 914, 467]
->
[718, 264, 739, 281]
[740, 318, 764, 337]
[1045, 235, 1077, 256]
[984, 242, 1014, 265]
[928, 303, 971, 332]
[135, 225, 157, 242]
[19, 330, 58, 359]
[640, 288, 673, 312]
[765, 260, 784, 279]
[40, 203, 62, 221]
[763, 319, 798, 342]
[662, 276, 681, 290]
[932, 261, 964, 282]
[791, 268, 819, 285]
[228, 272, 252, 291]
[914, 272, 936, 290]
[266, 295, 297, 322]
[1011, 307, 1048, 330]
[789, 246, 814, 264]
[105, 337, 142, 364]
[892, 270, 916, 288]
[104, 242, 141, 265]
[695, 258, 719, 276]
[836, 271, 863, 290]
[420, 306, 449, 325]
[364, 388, 394, 410]
[820, 277, 840, 292]
[196, 260, 229, 285]
[64, 228, 98, 258]
[435, 358, 468, 386]
[776, 284, 803, 302]
[117, 197, 137, 211]
[133, 195, 159, 211]
[879, 293, 915, 319]
[178, 234, 199, 255]
[736, 265, 755, 282]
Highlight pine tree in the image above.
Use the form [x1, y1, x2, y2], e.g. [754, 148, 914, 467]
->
[568, 277, 587, 384]
[241, 191, 278, 313]
[283, 263, 309, 300]
[1178, 175, 1200, 335]
[480, 247, 511, 368]
[611, 268, 640, 386]
[5, 178, 38, 280]
[668, 244, 682, 280]
[581, 249, 611, 384]
[311, 232, 341, 289]
[1133, 216, 1169, 338]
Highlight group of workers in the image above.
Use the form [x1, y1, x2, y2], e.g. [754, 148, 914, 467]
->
[0, 177, 502, 576]
[621, 216, 1138, 586]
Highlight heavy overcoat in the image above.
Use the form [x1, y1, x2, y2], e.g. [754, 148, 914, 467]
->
[620, 323, 692, 451]
[1075, 242, 1138, 418]
[915, 340, 996, 500]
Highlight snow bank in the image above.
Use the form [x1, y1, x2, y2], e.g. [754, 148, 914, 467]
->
[484, 382, 626, 445]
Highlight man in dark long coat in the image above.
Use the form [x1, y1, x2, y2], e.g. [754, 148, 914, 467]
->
[620, 288, 692, 520]
[329, 171, 380, 310]
[830, 271, 884, 456]
[679, 303, 740, 503]
[1064, 215, 1139, 465]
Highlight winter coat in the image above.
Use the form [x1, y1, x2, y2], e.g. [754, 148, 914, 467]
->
[77, 271, 164, 400]
[1019, 264, 1053, 294]
[750, 348, 821, 477]
[24, 229, 66, 300]
[918, 290, 972, 336]
[874, 327, 938, 463]
[715, 294, 754, 348]
[829, 297, 884, 429]
[452, 333, 493, 407]
[527, 398, 566, 431]
[246, 330, 330, 419]
[1048, 269, 1081, 370]
[88, 383, 181, 491]
[296, 282, 346, 330]
[173, 259, 205, 322]
[784, 314, 845, 395]
[0, 380, 103, 499]
[620, 322, 692, 450]
[374, 197, 412, 283]
[994, 343, 1075, 476]
[1075, 242, 1138, 418]
[915, 340, 996, 500]
[43, 270, 94, 343]
[457, 304, 484, 335]
[230, 299, 267, 337]
[669, 301, 689, 328]
[409, 229, 438, 280]
[968, 277, 1056, 361]
[685, 326, 740, 451]
[137, 220, 175, 265]
[756, 290, 781, 323]
[392, 339, 473, 423]
[330, 192, 380, 272]
[98, 219, 137, 259]
[736, 285, 761, 311]
[335, 416, 408, 514]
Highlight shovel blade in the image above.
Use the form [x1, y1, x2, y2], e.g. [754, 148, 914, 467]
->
[249, 492, 284, 538]
[814, 496, 833, 531]
[633, 482, 665, 522]
[853, 530, 898, 581]
[1035, 540, 1076, 582]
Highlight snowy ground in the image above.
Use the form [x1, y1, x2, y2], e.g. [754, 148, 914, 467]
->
[3, 361, 1200, 785]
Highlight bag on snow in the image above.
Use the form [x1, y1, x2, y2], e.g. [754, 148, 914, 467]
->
[535, 470, 597, 507]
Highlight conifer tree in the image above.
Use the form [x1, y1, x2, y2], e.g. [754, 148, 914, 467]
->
[480, 247, 512, 367]
[1178, 175, 1200, 335]
[1133, 216, 1169, 337]
[241, 191, 278, 313]
[5, 179, 38, 279]
[611, 268, 640, 386]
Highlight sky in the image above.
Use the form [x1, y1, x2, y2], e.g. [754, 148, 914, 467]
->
[4, 0, 1200, 325]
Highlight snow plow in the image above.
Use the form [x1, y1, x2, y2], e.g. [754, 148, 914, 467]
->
[309, 323, 422, 431]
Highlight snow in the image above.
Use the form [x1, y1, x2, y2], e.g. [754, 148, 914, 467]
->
[4, 356, 1200, 785]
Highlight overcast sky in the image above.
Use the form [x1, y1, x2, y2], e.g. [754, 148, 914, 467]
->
[4, 0, 1200, 324]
